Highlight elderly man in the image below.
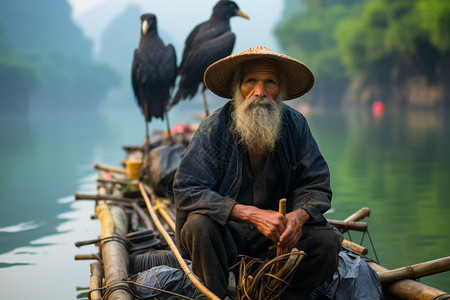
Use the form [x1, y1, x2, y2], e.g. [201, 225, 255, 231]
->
[173, 46, 341, 299]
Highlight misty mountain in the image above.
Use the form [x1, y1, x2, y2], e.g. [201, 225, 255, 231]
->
[0, 0, 118, 111]
[97, 4, 176, 79]
[0, 0, 91, 59]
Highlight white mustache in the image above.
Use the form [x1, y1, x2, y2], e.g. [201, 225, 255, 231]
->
[246, 97, 275, 110]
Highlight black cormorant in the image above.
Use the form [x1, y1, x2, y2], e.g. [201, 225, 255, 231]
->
[171, 0, 249, 116]
[132, 13, 177, 139]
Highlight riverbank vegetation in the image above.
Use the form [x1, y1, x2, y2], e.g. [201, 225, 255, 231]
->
[276, 0, 450, 108]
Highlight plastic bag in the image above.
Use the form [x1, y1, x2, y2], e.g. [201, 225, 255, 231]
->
[131, 265, 200, 299]
[148, 144, 185, 197]
[310, 245, 384, 299]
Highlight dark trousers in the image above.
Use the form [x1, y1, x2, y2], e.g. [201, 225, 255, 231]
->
[180, 214, 341, 299]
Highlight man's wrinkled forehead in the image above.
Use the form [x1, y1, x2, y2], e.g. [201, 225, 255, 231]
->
[241, 59, 280, 79]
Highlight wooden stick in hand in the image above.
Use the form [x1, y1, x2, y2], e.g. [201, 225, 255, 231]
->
[276, 198, 287, 257]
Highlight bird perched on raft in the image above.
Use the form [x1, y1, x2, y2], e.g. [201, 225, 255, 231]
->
[170, 0, 249, 116]
[131, 13, 177, 138]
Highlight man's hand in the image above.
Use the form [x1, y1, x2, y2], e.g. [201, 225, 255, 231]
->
[230, 204, 286, 243]
[278, 209, 310, 249]
[230, 204, 310, 247]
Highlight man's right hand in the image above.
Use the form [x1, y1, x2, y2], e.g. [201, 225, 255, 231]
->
[230, 204, 287, 243]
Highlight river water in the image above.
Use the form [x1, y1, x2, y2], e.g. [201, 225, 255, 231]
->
[0, 97, 449, 298]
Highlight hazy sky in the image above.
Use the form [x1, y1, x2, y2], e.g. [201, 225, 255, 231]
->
[68, 0, 109, 17]
[68, 0, 284, 55]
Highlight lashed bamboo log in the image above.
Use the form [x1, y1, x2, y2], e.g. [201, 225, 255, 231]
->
[93, 163, 126, 174]
[96, 202, 133, 300]
[89, 262, 103, 300]
[139, 182, 221, 300]
[367, 261, 450, 299]
[376, 256, 450, 283]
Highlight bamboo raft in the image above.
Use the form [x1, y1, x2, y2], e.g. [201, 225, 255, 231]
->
[74, 145, 450, 300]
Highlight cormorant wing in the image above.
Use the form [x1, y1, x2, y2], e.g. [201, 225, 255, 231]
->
[172, 31, 235, 105]
[180, 21, 208, 66]
[131, 49, 140, 106]
[158, 44, 177, 91]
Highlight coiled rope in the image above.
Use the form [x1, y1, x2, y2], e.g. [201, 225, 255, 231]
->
[232, 248, 306, 300]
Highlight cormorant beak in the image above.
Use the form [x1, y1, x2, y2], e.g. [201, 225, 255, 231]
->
[142, 20, 150, 34]
[237, 10, 250, 20]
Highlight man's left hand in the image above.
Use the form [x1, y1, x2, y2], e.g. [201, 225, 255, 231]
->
[278, 208, 310, 249]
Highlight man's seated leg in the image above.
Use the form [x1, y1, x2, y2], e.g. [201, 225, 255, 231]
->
[180, 213, 237, 298]
[281, 223, 341, 300]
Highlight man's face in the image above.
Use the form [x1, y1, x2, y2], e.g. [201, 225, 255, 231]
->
[240, 60, 280, 101]
[232, 60, 284, 153]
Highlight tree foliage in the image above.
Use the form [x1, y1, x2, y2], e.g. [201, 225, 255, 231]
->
[275, 1, 366, 104]
[336, 0, 450, 72]
[276, 2, 360, 81]
[276, 0, 449, 105]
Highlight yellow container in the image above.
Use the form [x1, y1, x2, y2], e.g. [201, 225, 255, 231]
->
[125, 161, 143, 179]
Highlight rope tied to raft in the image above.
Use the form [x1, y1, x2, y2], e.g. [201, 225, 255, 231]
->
[100, 234, 133, 249]
[101, 282, 135, 300]
[231, 248, 306, 300]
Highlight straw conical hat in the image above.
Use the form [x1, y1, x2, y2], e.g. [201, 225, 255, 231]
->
[204, 46, 314, 100]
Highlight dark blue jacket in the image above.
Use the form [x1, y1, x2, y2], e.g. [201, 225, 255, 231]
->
[173, 101, 332, 252]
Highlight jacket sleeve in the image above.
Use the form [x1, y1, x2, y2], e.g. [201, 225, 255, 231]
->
[290, 112, 332, 223]
[173, 115, 237, 226]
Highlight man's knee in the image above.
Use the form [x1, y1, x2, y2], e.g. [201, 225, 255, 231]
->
[181, 214, 219, 242]
[299, 224, 341, 261]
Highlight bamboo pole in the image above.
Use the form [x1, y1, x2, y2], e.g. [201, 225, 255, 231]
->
[157, 203, 176, 232]
[131, 201, 154, 231]
[367, 261, 450, 299]
[202, 89, 210, 117]
[93, 163, 126, 174]
[142, 184, 175, 232]
[376, 256, 450, 283]
[344, 207, 371, 221]
[327, 219, 368, 232]
[139, 182, 220, 300]
[97, 177, 133, 186]
[75, 254, 99, 261]
[75, 193, 138, 203]
[89, 262, 104, 300]
[342, 239, 368, 255]
[122, 145, 143, 153]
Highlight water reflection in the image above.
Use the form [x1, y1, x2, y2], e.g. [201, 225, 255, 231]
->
[308, 107, 450, 290]
[0, 105, 448, 297]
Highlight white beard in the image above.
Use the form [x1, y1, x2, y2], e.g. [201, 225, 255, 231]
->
[231, 89, 284, 154]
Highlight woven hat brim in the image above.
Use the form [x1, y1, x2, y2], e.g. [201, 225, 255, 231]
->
[204, 47, 314, 100]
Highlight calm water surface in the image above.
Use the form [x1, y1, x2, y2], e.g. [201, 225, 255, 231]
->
[0, 99, 449, 298]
